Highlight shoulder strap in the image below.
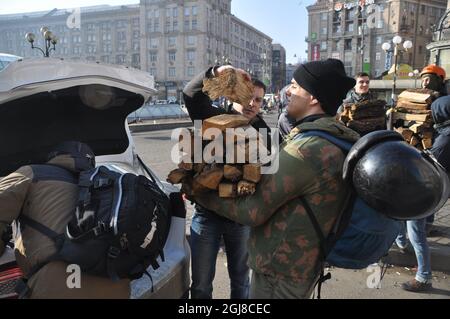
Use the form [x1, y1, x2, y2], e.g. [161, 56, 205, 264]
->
[295, 130, 354, 153]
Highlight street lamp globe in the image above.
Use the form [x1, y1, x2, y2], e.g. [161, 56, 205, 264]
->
[40, 26, 49, 36]
[414, 69, 420, 76]
[25, 32, 35, 43]
[43, 30, 53, 41]
[408, 72, 414, 77]
[382, 42, 391, 51]
[403, 40, 413, 50]
[393, 35, 403, 45]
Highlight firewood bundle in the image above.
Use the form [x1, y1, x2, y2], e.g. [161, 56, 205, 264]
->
[167, 114, 267, 198]
[202, 68, 255, 107]
[339, 99, 387, 135]
[392, 89, 440, 150]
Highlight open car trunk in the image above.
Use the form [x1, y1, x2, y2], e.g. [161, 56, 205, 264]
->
[0, 58, 155, 176]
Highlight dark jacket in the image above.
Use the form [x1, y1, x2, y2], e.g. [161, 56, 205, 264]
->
[0, 154, 130, 299]
[277, 109, 297, 143]
[183, 67, 272, 135]
[337, 90, 376, 114]
[431, 96, 450, 172]
[183, 68, 272, 221]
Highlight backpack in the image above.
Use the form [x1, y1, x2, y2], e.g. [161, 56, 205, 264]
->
[295, 130, 402, 296]
[19, 165, 172, 284]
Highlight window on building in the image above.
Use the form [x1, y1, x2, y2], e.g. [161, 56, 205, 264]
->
[187, 66, 195, 77]
[421, 5, 426, 14]
[173, 7, 178, 17]
[150, 52, 158, 62]
[117, 31, 126, 41]
[116, 55, 126, 64]
[133, 42, 140, 51]
[133, 18, 139, 26]
[166, 8, 171, 18]
[376, 36, 382, 44]
[132, 54, 140, 65]
[169, 51, 176, 61]
[185, 7, 190, 16]
[332, 40, 339, 51]
[101, 56, 110, 63]
[168, 36, 176, 46]
[173, 20, 178, 31]
[346, 22, 354, 32]
[192, 6, 198, 16]
[321, 27, 327, 35]
[419, 45, 423, 54]
[154, 21, 160, 32]
[321, 42, 327, 50]
[186, 50, 196, 61]
[187, 35, 196, 45]
[344, 39, 352, 50]
[192, 19, 198, 30]
[169, 67, 176, 77]
[150, 38, 158, 48]
[333, 24, 342, 34]
[149, 68, 156, 76]
[321, 12, 327, 21]
[345, 8, 355, 20]
[376, 52, 381, 61]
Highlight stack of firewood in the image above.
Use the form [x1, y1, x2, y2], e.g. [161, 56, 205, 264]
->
[339, 100, 387, 135]
[392, 89, 440, 150]
[167, 114, 266, 198]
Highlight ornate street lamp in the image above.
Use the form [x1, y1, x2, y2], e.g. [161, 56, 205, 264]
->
[25, 26, 58, 57]
[382, 36, 413, 129]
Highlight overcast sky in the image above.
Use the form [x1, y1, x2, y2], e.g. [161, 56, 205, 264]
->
[0, 0, 313, 63]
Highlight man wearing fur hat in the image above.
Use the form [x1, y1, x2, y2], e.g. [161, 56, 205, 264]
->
[188, 59, 360, 298]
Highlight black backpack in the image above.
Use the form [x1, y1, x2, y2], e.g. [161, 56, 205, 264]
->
[20, 165, 172, 282]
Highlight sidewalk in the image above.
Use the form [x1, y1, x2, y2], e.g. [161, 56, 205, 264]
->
[129, 117, 192, 133]
[383, 200, 450, 272]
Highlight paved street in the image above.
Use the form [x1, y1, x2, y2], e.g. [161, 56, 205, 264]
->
[133, 113, 450, 299]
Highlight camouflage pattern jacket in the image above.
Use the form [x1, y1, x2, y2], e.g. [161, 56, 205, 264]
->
[195, 116, 360, 288]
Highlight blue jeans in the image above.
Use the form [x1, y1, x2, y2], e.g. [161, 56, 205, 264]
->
[396, 218, 432, 283]
[190, 210, 250, 299]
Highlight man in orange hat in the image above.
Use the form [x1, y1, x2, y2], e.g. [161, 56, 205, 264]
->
[420, 64, 447, 96]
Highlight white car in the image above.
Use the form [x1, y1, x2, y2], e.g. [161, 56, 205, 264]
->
[0, 58, 191, 299]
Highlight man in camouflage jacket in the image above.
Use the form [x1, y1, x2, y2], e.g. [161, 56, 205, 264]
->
[192, 59, 359, 299]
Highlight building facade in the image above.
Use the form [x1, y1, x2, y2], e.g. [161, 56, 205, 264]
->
[0, 0, 273, 100]
[271, 43, 287, 92]
[306, 0, 447, 77]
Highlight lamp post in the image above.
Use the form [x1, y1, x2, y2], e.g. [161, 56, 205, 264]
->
[25, 26, 58, 57]
[382, 36, 413, 130]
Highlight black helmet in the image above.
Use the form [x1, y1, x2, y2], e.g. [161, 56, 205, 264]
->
[47, 141, 95, 171]
[343, 131, 450, 220]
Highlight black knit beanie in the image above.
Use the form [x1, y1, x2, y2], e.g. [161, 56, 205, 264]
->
[293, 59, 356, 115]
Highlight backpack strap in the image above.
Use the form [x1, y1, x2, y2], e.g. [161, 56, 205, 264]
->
[294, 130, 355, 299]
[16, 215, 66, 298]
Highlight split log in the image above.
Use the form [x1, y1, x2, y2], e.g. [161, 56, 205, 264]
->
[178, 161, 194, 171]
[243, 164, 261, 183]
[347, 117, 386, 135]
[219, 183, 237, 198]
[194, 165, 224, 190]
[224, 165, 243, 182]
[392, 111, 432, 123]
[395, 128, 414, 143]
[422, 138, 433, 149]
[202, 114, 250, 133]
[237, 180, 256, 196]
[410, 135, 420, 147]
[396, 99, 430, 111]
[398, 91, 433, 105]
[167, 169, 188, 185]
